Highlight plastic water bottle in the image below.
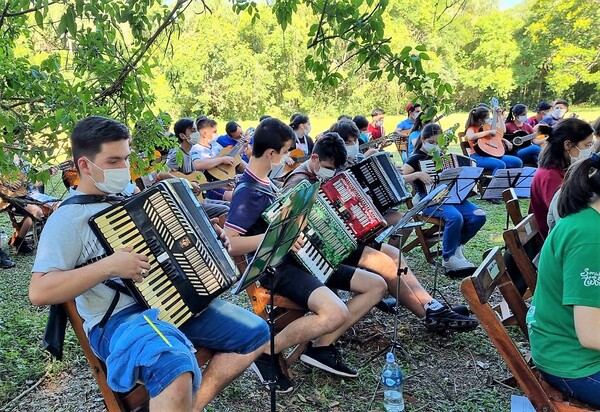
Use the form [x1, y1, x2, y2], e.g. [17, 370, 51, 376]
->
[382, 352, 404, 412]
[0, 230, 8, 248]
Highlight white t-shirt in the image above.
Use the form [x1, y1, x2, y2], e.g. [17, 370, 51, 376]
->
[32, 191, 137, 334]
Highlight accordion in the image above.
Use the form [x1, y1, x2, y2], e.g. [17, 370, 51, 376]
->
[263, 181, 357, 283]
[419, 153, 474, 193]
[89, 178, 239, 327]
[349, 152, 411, 214]
[320, 172, 387, 242]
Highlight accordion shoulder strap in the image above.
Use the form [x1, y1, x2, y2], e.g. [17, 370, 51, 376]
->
[58, 194, 124, 208]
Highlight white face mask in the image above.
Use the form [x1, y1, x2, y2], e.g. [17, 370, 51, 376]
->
[87, 159, 131, 194]
[570, 146, 593, 163]
[188, 131, 200, 145]
[422, 142, 439, 153]
[270, 151, 289, 170]
[346, 142, 359, 158]
[375, 119, 384, 127]
[517, 115, 528, 123]
[316, 166, 335, 181]
[304, 124, 312, 135]
[553, 108, 566, 119]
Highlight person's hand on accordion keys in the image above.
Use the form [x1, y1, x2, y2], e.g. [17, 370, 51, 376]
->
[291, 232, 306, 253]
[416, 171, 433, 186]
[109, 246, 151, 283]
[211, 218, 231, 252]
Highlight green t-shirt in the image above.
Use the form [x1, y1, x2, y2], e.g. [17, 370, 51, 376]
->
[527, 207, 600, 378]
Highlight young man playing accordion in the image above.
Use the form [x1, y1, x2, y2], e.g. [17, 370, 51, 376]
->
[284, 127, 478, 333]
[224, 118, 387, 391]
[29, 116, 270, 411]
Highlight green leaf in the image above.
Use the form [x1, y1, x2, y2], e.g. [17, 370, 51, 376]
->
[34, 11, 44, 29]
[415, 44, 427, 52]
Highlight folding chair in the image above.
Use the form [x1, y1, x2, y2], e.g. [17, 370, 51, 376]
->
[401, 197, 445, 264]
[503, 214, 543, 294]
[502, 188, 524, 227]
[63, 301, 214, 412]
[461, 248, 597, 412]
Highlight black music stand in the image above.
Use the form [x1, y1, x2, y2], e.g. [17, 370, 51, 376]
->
[436, 166, 484, 205]
[373, 185, 449, 358]
[232, 181, 319, 412]
[481, 167, 537, 200]
[481, 167, 537, 230]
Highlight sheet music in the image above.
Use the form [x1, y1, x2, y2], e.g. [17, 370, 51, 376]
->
[482, 167, 537, 200]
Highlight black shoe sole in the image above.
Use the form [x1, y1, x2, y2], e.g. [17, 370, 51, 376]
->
[300, 354, 358, 378]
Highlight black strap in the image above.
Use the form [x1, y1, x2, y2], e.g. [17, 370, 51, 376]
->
[58, 194, 124, 208]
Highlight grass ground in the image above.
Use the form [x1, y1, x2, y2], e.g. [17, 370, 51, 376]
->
[0, 165, 532, 411]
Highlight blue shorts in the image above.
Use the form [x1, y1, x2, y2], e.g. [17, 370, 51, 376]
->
[88, 299, 269, 397]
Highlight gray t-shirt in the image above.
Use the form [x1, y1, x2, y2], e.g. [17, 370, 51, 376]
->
[32, 191, 137, 335]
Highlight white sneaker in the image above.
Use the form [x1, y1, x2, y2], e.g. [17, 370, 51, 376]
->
[453, 246, 476, 267]
[454, 245, 465, 260]
[442, 255, 475, 270]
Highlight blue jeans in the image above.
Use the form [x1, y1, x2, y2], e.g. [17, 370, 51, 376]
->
[541, 370, 600, 407]
[89, 300, 269, 396]
[515, 144, 541, 165]
[470, 153, 523, 174]
[423, 200, 487, 260]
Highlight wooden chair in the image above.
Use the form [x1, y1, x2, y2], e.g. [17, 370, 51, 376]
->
[63, 301, 214, 412]
[461, 248, 597, 412]
[503, 214, 543, 295]
[502, 188, 524, 227]
[402, 197, 445, 264]
[236, 256, 309, 371]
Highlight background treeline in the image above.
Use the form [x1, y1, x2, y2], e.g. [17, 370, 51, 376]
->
[150, 0, 600, 120]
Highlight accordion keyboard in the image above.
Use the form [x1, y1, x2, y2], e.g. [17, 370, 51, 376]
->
[91, 180, 236, 327]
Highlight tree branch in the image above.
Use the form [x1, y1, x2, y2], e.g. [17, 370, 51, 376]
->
[3, 0, 61, 18]
[95, 0, 193, 103]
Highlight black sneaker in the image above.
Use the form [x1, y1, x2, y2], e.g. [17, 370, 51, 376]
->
[424, 307, 478, 332]
[250, 353, 294, 394]
[300, 342, 358, 378]
[14, 240, 33, 255]
[376, 297, 399, 315]
[0, 250, 15, 269]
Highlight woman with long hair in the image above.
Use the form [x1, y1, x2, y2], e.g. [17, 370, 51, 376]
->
[527, 152, 600, 408]
[464, 105, 523, 173]
[530, 118, 594, 237]
[401, 123, 487, 270]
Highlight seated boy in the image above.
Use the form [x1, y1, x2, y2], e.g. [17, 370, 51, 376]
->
[284, 132, 479, 333]
[30, 116, 270, 411]
[166, 117, 230, 219]
[224, 118, 387, 391]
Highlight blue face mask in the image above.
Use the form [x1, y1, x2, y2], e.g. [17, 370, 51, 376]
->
[359, 132, 369, 142]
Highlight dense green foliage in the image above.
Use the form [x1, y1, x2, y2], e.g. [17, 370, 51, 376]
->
[0, 0, 598, 178]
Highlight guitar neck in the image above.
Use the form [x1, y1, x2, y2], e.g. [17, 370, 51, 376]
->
[228, 139, 246, 158]
[198, 179, 234, 191]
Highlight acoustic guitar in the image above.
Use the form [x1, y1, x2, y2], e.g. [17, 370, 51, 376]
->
[511, 124, 552, 147]
[205, 137, 248, 181]
[1, 159, 75, 198]
[269, 148, 310, 178]
[170, 171, 236, 202]
[469, 98, 506, 158]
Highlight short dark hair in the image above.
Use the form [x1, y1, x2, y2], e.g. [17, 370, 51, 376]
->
[259, 115, 271, 122]
[554, 99, 569, 107]
[535, 101, 552, 112]
[197, 116, 217, 131]
[71, 116, 130, 171]
[352, 115, 369, 130]
[252, 117, 294, 158]
[558, 152, 600, 217]
[407, 103, 421, 114]
[225, 121, 240, 135]
[329, 120, 359, 143]
[174, 118, 194, 142]
[289, 114, 309, 130]
[313, 132, 347, 168]
[337, 114, 352, 122]
[539, 118, 594, 170]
